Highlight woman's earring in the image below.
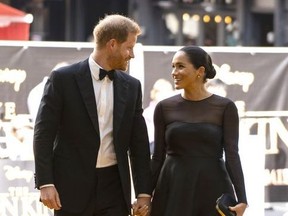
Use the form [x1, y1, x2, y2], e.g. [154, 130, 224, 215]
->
[197, 75, 200, 78]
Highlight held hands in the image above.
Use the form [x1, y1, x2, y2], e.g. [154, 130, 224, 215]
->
[40, 186, 62, 210]
[132, 197, 151, 216]
[229, 202, 247, 216]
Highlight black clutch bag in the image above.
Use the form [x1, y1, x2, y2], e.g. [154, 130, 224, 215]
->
[216, 193, 237, 216]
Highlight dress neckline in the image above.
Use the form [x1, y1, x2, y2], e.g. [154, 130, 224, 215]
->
[180, 94, 214, 102]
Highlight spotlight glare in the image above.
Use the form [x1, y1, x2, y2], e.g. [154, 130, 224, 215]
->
[224, 16, 232, 24]
[214, 15, 222, 23]
[203, 15, 210, 23]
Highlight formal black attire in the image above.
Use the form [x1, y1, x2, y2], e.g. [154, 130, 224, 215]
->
[33, 58, 152, 215]
[150, 94, 247, 216]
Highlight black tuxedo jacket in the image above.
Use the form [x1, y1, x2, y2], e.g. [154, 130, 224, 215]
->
[33, 58, 152, 213]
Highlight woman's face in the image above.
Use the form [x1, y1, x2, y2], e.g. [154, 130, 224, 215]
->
[171, 51, 199, 90]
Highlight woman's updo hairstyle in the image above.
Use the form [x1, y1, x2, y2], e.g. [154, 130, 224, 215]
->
[179, 46, 216, 80]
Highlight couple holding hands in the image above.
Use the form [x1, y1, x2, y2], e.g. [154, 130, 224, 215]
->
[33, 14, 247, 216]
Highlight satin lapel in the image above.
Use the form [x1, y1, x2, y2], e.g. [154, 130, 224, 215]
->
[74, 59, 100, 135]
[113, 72, 129, 137]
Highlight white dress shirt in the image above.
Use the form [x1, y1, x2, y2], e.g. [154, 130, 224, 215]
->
[89, 55, 117, 168]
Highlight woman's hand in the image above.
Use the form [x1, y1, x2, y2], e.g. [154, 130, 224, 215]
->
[229, 202, 247, 216]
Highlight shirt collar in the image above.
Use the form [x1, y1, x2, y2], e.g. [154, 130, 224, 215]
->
[89, 54, 102, 81]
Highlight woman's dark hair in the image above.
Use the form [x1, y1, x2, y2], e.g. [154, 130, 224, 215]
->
[179, 46, 216, 80]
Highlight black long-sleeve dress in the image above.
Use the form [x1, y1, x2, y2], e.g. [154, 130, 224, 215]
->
[150, 94, 247, 216]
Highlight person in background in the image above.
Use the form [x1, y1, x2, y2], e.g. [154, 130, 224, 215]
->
[27, 62, 68, 123]
[206, 78, 227, 97]
[0, 118, 8, 159]
[6, 114, 34, 160]
[33, 14, 152, 216]
[150, 46, 248, 216]
[143, 78, 174, 155]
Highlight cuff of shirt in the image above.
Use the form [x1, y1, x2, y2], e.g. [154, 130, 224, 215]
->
[39, 184, 55, 189]
[137, 193, 151, 198]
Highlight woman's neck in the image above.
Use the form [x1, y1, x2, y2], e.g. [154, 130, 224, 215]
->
[181, 88, 212, 101]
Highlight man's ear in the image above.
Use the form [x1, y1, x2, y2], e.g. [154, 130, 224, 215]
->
[107, 38, 117, 49]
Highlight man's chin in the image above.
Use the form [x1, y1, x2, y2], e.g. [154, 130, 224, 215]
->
[119, 66, 128, 71]
[113, 63, 128, 71]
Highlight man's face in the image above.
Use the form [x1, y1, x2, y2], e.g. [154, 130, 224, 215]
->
[109, 33, 137, 71]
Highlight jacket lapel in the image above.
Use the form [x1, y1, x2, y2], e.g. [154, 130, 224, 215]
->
[75, 59, 100, 135]
[113, 71, 129, 137]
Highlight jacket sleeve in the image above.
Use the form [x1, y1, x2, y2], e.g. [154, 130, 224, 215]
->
[33, 70, 63, 189]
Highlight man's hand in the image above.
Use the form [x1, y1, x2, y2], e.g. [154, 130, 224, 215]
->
[40, 186, 62, 210]
[132, 197, 151, 216]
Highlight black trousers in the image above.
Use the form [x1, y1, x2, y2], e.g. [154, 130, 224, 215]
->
[55, 165, 129, 216]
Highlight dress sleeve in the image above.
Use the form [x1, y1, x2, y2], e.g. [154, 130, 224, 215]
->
[223, 101, 248, 204]
[151, 102, 167, 190]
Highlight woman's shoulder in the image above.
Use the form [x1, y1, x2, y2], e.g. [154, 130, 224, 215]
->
[209, 94, 235, 105]
[159, 93, 181, 104]
[208, 95, 238, 114]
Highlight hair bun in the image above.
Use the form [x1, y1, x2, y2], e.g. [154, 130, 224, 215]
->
[206, 65, 216, 79]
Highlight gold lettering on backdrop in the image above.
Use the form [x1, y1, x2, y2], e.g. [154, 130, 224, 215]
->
[240, 118, 285, 155]
[3, 165, 34, 183]
[240, 112, 288, 155]
[239, 111, 288, 186]
[264, 168, 288, 186]
[0, 187, 53, 216]
[213, 63, 254, 92]
[0, 68, 26, 92]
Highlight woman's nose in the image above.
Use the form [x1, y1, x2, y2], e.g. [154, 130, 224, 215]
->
[171, 68, 177, 77]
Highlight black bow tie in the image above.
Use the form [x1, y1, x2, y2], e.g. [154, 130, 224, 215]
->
[99, 68, 115, 81]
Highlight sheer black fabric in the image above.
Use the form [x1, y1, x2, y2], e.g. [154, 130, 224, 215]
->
[150, 94, 247, 216]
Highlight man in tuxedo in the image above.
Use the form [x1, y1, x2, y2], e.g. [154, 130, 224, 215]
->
[33, 14, 152, 216]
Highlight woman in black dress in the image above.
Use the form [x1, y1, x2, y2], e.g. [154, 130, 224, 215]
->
[150, 46, 248, 216]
